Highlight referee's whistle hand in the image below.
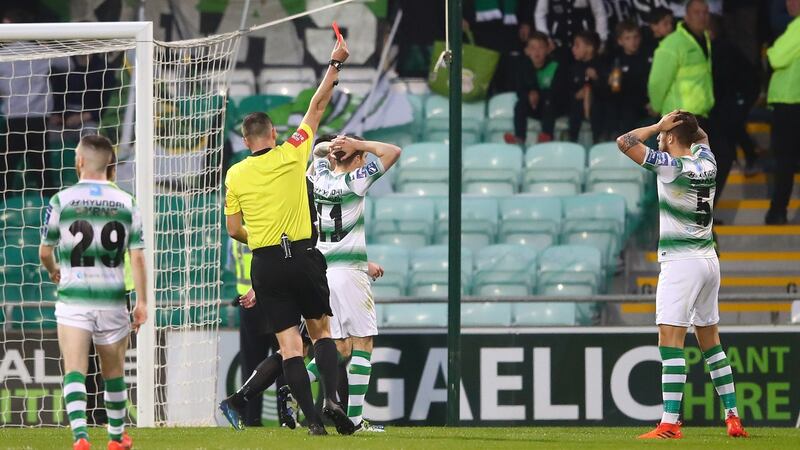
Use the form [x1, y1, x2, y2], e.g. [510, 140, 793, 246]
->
[239, 288, 257, 309]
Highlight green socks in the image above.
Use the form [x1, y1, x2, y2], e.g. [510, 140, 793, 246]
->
[347, 350, 372, 425]
[104, 376, 127, 442]
[659, 346, 686, 424]
[703, 345, 739, 417]
[64, 371, 89, 441]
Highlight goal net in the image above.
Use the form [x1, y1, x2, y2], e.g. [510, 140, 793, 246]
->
[0, 23, 240, 427]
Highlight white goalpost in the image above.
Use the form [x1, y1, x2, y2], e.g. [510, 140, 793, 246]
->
[0, 22, 240, 427]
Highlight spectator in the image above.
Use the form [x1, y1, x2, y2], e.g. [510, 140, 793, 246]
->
[535, 0, 608, 54]
[641, 7, 675, 59]
[505, 32, 566, 145]
[709, 15, 760, 179]
[0, 8, 65, 196]
[566, 31, 604, 143]
[603, 21, 650, 138]
[765, 0, 800, 225]
[648, 1, 726, 203]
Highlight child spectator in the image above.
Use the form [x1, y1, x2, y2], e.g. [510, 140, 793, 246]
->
[642, 7, 675, 59]
[566, 31, 604, 143]
[604, 21, 650, 137]
[505, 32, 566, 145]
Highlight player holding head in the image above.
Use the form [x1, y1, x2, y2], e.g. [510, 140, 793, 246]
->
[616, 111, 748, 439]
[40, 135, 147, 450]
[305, 134, 400, 431]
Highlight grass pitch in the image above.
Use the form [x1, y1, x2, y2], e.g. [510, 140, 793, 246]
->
[0, 426, 797, 449]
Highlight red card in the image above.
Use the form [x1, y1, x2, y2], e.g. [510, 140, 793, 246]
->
[332, 21, 342, 42]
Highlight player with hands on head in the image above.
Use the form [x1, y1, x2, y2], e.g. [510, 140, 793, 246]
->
[616, 110, 748, 440]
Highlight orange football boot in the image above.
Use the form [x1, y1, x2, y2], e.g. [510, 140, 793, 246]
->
[638, 422, 683, 439]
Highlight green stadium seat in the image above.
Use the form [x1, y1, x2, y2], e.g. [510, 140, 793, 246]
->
[512, 302, 577, 326]
[363, 125, 416, 149]
[523, 142, 585, 194]
[485, 93, 515, 143]
[399, 183, 450, 196]
[409, 246, 472, 297]
[367, 245, 410, 298]
[462, 302, 513, 327]
[587, 142, 646, 216]
[498, 195, 562, 251]
[463, 144, 523, 195]
[11, 305, 57, 330]
[560, 193, 626, 268]
[371, 196, 435, 248]
[395, 142, 448, 195]
[382, 302, 447, 328]
[473, 245, 537, 296]
[407, 93, 426, 132]
[537, 245, 603, 295]
[589, 182, 643, 218]
[423, 95, 484, 143]
[434, 197, 498, 251]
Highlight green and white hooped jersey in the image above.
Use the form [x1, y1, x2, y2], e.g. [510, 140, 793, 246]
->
[41, 180, 145, 307]
[642, 143, 717, 262]
[310, 157, 384, 271]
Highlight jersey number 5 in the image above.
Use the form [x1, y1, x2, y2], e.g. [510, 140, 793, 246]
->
[695, 187, 711, 227]
[69, 220, 127, 267]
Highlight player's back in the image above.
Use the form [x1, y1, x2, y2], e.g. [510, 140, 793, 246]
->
[647, 143, 717, 262]
[43, 180, 142, 307]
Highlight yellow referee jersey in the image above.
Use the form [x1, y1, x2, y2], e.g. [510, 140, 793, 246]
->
[224, 123, 314, 249]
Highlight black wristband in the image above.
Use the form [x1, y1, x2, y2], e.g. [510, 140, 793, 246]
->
[329, 59, 343, 71]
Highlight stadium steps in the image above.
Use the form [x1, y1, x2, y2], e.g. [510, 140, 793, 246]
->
[715, 199, 800, 225]
[713, 225, 800, 251]
[636, 275, 800, 294]
[720, 172, 800, 199]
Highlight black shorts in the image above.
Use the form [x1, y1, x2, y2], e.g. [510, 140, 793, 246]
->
[250, 239, 332, 334]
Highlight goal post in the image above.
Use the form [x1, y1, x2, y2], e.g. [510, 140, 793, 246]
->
[0, 21, 239, 428]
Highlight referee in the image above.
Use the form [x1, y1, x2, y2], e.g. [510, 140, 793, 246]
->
[224, 36, 351, 436]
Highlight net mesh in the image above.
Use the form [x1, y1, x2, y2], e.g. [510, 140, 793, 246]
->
[0, 29, 240, 427]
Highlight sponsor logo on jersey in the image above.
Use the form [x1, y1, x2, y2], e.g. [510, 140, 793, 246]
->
[287, 128, 309, 147]
[354, 161, 379, 180]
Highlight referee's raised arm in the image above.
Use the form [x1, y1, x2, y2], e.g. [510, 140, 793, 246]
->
[301, 35, 349, 138]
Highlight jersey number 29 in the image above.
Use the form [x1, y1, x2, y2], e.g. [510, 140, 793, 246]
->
[69, 220, 127, 267]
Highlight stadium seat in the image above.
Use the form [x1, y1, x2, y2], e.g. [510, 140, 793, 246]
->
[512, 302, 577, 326]
[485, 92, 515, 143]
[406, 93, 426, 133]
[422, 95, 484, 144]
[472, 245, 537, 296]
[368, 245, 410, 298]
[363, 125, 416, 149]
[258, 68, 316, 97]
[326, 67, 376, 96]
[434, 197, 498, 251]
[381, 302, 447, 328]
[409, 246, 472, 297]
[560, 193, 626, 269]
[523, 141, 585, 194]
[498, 195, 562, 252]
[462, 302, 513, 327]
[537, 245, 603, 295]
[462, 144, 523, 195]
[371, 196, 435, 248]
[587, 142, 646, 216]
[228, 69, 256, 97]
[395, 142, 448, 195]
[11, 305, 57, 330]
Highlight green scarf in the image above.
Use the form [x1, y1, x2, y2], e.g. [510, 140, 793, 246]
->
[475, 0, 518, 24]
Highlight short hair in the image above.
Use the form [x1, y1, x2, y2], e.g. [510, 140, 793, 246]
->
[106, 147, 117, 180]
[241, 112, 273, 139]
[78, 134, 114, 173]
[686, 0, 708, 11]
[648, 7, 673, 25]
[669, 112, 699, 146]
[615, 20, 641, 39]
[315, 134, 338, 146]
[527, 31, 549, 46]
[574, 30, 600, 50]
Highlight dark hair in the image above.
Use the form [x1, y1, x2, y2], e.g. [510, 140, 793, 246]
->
[315, 134, 337, 146]
[241, 112, 273, 139]
[670, 112, 699, 146]
[574, 30, 600, 50]
[648, 7, 673, 25]
[106, 147, 117, 180]
[315, 134, 366, 163]
[527, 31, 549, 46]
[686, 0, 708, 11]
[615, 20, 640, 39]
[80, 134, 114, 154]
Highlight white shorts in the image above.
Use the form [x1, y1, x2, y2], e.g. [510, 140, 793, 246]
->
[55, 303, 131, 345]
[656, 257, 720, 327]
[327, 269, 378, 339]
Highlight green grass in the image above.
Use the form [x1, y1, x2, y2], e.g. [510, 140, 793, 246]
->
[0, 426, 797, 449]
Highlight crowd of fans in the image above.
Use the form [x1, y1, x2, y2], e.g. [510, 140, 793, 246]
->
[397, 0, 800, 225]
